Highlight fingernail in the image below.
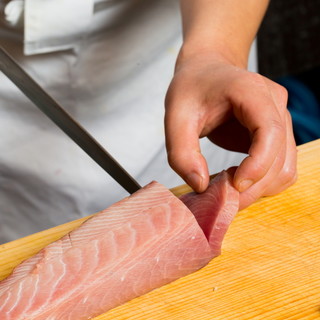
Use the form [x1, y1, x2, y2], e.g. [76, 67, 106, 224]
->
[238, 179, 253, 192]
[186, 172, 203, 192]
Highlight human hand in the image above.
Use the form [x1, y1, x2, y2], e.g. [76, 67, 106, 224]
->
[165, 52, 297, 209]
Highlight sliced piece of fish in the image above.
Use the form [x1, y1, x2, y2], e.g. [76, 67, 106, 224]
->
[0, 171, 239, 320]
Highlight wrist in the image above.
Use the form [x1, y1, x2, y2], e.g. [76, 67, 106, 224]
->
[178, 0, 269, 71]
[176, 41, 249, 72]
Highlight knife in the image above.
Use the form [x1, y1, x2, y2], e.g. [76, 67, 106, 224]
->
[0, 47, 141, 194]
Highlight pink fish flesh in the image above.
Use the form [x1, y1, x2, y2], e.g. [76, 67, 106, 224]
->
[0, 170, 239, 320]
[179, 170, 239, 256]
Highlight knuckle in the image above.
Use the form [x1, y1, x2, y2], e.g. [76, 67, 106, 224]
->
[259, 76, 288, 112]
[277, 84, 288, 101]
[272, 81, 288, 95]
[252, 160, 269, 175]
[286, 110, 294, 124]
[269, 119, 286, 137]
[279, 165, 297, 186]
[274, 84, 288, 111]
[263, 81, 288, 113]
[241, 158, 269, 181]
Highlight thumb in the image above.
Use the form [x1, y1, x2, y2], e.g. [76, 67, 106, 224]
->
[164, 99, 209, 193]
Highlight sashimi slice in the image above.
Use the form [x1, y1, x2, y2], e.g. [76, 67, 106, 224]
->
[0, 171, 239, 320]
[180, 170, 239, 255]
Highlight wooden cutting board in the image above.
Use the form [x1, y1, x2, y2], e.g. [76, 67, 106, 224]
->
[1, 139, 320, 319]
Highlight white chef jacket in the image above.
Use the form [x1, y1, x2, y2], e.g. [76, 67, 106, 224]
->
[0, 0, 248, 243]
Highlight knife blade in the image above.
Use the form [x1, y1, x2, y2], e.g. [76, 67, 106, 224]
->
[0, 47, 141, 194]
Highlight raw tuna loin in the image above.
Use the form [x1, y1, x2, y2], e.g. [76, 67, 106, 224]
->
[0, 170, 239, 320]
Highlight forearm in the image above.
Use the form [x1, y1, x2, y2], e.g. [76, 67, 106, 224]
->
[179, 0, 269, 68]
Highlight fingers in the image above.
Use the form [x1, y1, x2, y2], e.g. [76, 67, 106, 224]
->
[262, 111, 297, 195]
[232, 76, 288, 192]
[239, 111, 297, 210]
[165, 87, 209, 193]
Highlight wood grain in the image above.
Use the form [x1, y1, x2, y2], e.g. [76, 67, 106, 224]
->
[1, 139, 320, 319]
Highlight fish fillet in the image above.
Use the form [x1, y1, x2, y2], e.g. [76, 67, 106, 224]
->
[0, 171, 239, 320]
